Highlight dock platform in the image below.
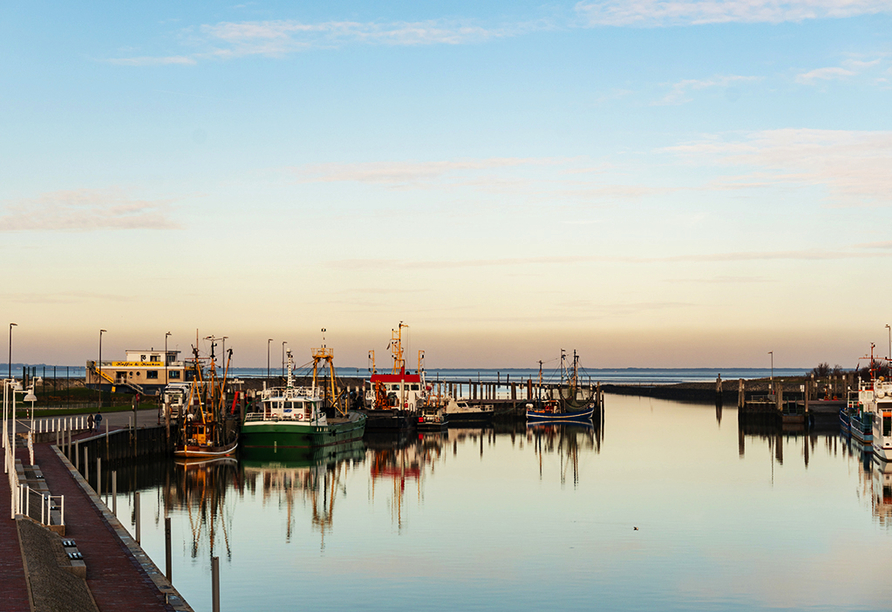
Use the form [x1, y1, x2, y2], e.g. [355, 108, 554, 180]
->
[3, 423, 192, 612]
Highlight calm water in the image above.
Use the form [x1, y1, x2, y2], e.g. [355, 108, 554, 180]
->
[100, 395, 891, 612]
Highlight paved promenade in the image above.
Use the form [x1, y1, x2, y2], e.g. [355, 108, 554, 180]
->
[3, 413, 190, 612]
[1, 446, 32, 612]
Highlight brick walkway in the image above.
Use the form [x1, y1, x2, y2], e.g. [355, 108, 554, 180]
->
[0, 447, 31, 612]
[33, 443, 175, 612]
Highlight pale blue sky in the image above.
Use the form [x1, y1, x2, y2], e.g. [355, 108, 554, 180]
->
[2, 1, 891, 368]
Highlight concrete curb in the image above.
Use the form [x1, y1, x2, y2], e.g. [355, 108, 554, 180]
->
[51, 446, 194, 612]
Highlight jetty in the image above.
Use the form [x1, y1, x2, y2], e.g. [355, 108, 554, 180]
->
[3, 409, 192, 612]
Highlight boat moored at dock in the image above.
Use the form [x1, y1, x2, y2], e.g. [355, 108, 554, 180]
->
[526, 351, 600, 422]
[241, 346, 366, 455]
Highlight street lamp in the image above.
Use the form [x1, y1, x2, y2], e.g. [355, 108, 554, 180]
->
[267, 338, 273, 386]
[886, 324, 891, 360]
[768, 351, 774, 392]
[165, 332, 171, 386]
[282, 341, 287, 377]
[8, 323, 17, 380]
[99, 329, 107, 408]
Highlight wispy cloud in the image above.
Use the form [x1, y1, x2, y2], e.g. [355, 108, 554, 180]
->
[107, 55, 197, 66]
[574, 0, 892, 27]
[107, 3, 891, 65]
[0, 188, 180, 231]
[294, 157, 573, 188]
[109, 18, 527, 64]
[666, 128, 892, 205]
[654, 74, 760, 105]
[795, 57, 884, 84]
[327, 245, 892, 270]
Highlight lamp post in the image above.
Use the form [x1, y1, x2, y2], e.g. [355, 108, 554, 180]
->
[8, 323, 16, 381]
[99, 329, 107, 408]
[282, 341, 286, 378]
[222, 336, 228, 368]
[886, 324, 891, 360]
[768, 351, 774, 393]
[165, 332, 171, 385]
[267, 339, 273, 387]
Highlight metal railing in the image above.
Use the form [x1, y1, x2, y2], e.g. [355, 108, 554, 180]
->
[5, 434, 18, 520]
[18, 484, 64, 527]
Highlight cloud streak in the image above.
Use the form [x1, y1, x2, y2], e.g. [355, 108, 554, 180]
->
[0, 188, 180, 231]
[328, 245, 892, 271]
[654, 74, 760, 105]
[295, 158, 571, 187]
[107, 1, 890, 65]
[574, 0, 892, 27]
[666, 128, 892, 205]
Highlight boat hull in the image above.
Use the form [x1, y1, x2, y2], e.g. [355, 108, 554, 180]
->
[446, 410, 494, 425]
[357, 409, 416, 431]
[174, 439, 238, 458]
[241, 411, 366, 450]
[526, 406, 595, 422]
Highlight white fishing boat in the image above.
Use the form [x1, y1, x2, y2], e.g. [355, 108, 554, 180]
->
[853, 347, 892, 462]
[241, 347, 366, 457]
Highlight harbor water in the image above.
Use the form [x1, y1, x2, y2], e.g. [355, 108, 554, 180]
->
[102, 394, 891, 612]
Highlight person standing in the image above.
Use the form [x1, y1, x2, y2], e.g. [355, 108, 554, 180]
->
[95, 411, 103, 432]
[88, 413, 95, 431]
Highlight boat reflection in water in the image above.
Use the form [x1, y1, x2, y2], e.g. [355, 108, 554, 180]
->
[240, 441, 366, 547]
[527, 420, 602, 487]
[168, 457, 240, 560]
[369, 430, 447, 529]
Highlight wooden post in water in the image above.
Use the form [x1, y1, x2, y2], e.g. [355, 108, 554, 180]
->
[212, 556, 221, 612]
[738, 379, 745, 410]
[165, 516, 172, 581]
[83, 447, 89, 482]
[804, 380, 810, 415]
[715, 374, 723, 404]
[112, 471, 117, 515]
[135, 491, 141, 543]
[97, 457, 101, 496]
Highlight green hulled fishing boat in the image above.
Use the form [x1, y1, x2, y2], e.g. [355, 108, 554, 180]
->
[240, 346, 366, 454]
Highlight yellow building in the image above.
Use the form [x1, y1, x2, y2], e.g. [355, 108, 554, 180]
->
[86, 349, 187, 395]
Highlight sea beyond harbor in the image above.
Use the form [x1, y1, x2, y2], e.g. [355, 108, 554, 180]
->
[7, 365, 808, 385]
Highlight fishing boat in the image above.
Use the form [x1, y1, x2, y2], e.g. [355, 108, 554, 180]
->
[852, 346, 892, 461]
[175, 336, 239, 459]
[841, 391, 874, 445]
[363, 323, 424, 430]
[416, 405, 448, 431]
[241, 346, 366, 454]
[444, 398, 494, 425]
[526, 351, 599, 422]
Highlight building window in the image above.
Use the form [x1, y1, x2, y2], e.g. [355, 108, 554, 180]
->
[147, 371, 158, 380]
[141, 355, 147, 361]
[151, 355, 159, 362]
[169, 370, 180, 380]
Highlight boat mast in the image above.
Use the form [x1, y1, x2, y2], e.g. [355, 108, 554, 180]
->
[391, 322, 407, 375]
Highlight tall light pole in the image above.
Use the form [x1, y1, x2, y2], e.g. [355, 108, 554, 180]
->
[8, 323, 17, 380]
[165, 331, 171, 386]
[886, 324, 891, 360]
[768, 351, 774, 392]
[267, 338, 273, 386]
[99, 329, 107, 408]
[282, 341, 286, 377]
[222, 336, 228, 368]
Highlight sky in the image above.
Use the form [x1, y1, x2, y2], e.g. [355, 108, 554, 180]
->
[2, 1, 891, 369]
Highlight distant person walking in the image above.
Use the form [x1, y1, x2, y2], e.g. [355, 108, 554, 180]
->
[95, 411, 102, 432]
[87, 413, 95, 431]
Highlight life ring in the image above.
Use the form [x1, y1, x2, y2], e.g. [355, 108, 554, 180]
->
[297, 412, 304, 420]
